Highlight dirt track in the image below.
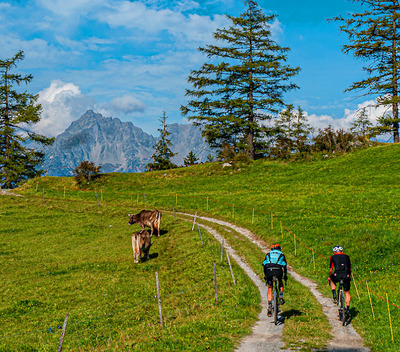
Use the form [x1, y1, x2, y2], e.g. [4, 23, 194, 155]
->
[179, 212, 369, 352]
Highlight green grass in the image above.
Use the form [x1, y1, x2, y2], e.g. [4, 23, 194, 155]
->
[0, 196, 260, 351]
[9, 143, 400, 351]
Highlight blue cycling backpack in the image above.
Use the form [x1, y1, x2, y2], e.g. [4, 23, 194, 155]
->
[263, 249, 287, 267]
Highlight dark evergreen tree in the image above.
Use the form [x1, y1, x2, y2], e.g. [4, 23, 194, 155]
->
[146, 112, 176, 171]
[183, 150, 199, 166]
[333, 0, 400, 143]
[0, 51, 54, 189]
[181, 0, 300, 159]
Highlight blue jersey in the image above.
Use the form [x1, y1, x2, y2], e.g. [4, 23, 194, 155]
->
[263, 249, 287, 267]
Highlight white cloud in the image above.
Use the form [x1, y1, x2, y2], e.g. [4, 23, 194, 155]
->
[102, 94, 146, 114]
[34, 81, 150, 137]
[306, 99, 387, 132]
[35, 80, 95, 136]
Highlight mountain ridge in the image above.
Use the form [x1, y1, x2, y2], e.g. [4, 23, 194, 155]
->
[42, 110, 212, 176]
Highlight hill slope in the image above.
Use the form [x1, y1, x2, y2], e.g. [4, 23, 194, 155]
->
[17, 143, 400, 351]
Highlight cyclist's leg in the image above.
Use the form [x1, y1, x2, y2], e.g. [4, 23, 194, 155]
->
[267, 285, 273, 301]
[277, 277, 284, 304]
[330, 275, 337, 302]
[344, 279, 351, 312]
[266, 284, 273, 316]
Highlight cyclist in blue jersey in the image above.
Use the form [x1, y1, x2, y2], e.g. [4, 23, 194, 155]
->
[262, 243, 288, 317]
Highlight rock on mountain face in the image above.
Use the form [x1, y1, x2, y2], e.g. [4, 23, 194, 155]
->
[42, 110, 212, 176]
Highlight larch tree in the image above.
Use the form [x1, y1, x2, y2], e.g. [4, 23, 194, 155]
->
[0, 51, 54, 189]
[146, 112, 176, 171]
[272, 105, 313, 158]
[351, 107, 373, 139]
[333, 0, 400, 143]
[181, 0, 300, 159]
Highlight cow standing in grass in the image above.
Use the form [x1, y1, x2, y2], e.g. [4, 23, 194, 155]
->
[128, 210, 161, 237]
[131, 230, 152, 264]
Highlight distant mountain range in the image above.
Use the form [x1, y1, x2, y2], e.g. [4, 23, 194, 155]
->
[42, 110, 213, 176]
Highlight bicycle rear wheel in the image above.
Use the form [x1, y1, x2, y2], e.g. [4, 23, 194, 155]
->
[273, 285, 279, 325]
[340, 288, 346, 325]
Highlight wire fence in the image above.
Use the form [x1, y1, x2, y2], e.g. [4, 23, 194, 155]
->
[21, 184, 400, 312]
[4, 183, 398, 347]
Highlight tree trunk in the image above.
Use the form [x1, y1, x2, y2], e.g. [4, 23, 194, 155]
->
[248, 32, 255, 159]
[392, 10, 399, 143]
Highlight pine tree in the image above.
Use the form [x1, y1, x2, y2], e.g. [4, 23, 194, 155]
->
[183, 150, 199, 166]
[146, 112, 176, 171]
[333, 0, 400, 143]
[0, 51, 54, 189]
[181, 0, 300, 159]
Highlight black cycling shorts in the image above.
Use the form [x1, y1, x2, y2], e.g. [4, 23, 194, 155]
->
[330, 272, 351, 291]
[264, 267, 283, 286]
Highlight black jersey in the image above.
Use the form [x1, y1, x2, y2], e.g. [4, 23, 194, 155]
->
[329, 253, 351, 273]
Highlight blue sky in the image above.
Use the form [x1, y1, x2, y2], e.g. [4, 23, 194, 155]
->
[1, 0, 385, 138]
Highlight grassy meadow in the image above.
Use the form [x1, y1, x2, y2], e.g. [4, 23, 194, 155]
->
[0, 195, 261, 351]
[2, 143, 400, 351]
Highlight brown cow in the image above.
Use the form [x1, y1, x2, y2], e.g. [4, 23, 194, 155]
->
[131, 230, 152, 264]
[128, 210, 161, 237]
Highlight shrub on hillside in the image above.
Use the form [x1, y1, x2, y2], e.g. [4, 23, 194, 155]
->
[312, 126, 369, 154]
[73, 161, 102, 188]
[233, 152, 252, 168]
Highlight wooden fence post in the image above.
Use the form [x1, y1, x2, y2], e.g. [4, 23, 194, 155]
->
[312, 250, 315, 271]
[197, 225, 204, 245]
[220, 239, 224, 263]
[42, 188, 45, 202]
[213, 263, 218, 304]
[226, 252, 236, 285]
[57, 313, 69, 352]
[386, 293, 394, 342]
[351, 273, 360, 300]
[365, 280, 375, 320]
[95, 191, 99, 206]
[192, 211, 197, 231]
[155, 272, 163, 327]
[144, 194, 147, 209]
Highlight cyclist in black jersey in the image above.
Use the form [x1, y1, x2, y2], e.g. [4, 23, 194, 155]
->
[328, 245, 351, 315]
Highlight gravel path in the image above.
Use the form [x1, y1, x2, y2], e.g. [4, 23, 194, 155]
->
[196, 221, 289, 352]
[179, 212, 369, 352]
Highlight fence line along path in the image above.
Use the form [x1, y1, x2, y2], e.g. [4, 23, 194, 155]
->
[178, 212, 370, 352]
[177, 214, 290, 352]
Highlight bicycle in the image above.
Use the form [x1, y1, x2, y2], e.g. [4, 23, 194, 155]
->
[337, 279, 347, 326]
[271, 276, 280, 325]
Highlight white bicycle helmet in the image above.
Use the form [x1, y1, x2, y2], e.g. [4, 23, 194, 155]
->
[333, 245, 343, 253]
